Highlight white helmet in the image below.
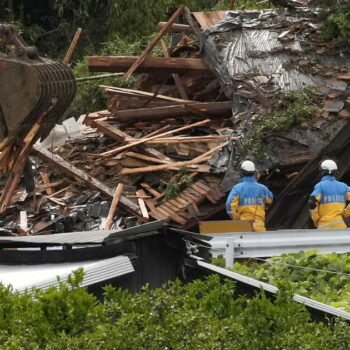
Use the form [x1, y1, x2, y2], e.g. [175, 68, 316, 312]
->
[240, 160, 256, 173]
[320, 159, 337, 174]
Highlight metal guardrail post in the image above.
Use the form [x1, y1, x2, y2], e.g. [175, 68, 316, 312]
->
[225, 236, 235, 268]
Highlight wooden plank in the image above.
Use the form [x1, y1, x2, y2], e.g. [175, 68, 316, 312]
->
[113, 101, 232, 122]
[32, 145, 144, 220]
[192, 11, 226, 30]
[0, 114, 44, 213]
[138, 189, 156, 212]
[183, 6, 203, 36]
[149, 208, 168, 220]
[123, 5, 185, 80]
[101, 85, 193, 103]
[88, 56, 209, 74]
[126, 152, 172, 165]
[140, 183, 164, 199]
[191, 203, 201, 216]
[144, 135, 231, 144]
[143, 124, 172, 138]
[119, 141, 228, 175]
[186, 187, 202, 200]
[136, 190, 149, 220]
[38, 180, 64, 189]
[196, 180, 213, 192]
[179, 192, 197, 202]
[192, 183, 209, 196]
[40, 172, 54, 195]
[104, 183, 124, 230]
[207, 188, 221, 201]
[63, 27, 82, 65]
[186, 204, 197, 218]
[173, 196, 189, 206]
[19, 211, 28, 231]
[162, 202, 179, 214]
[93, 120, 126, 143]
[156, 206, 187, 225]
[101, 119, 211, 157]
[157, 22, 193, 33]
[168, 199, 185, 209]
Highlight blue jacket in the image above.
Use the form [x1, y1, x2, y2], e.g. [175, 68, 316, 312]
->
[225, 176, 273, 231]
[310, 175, 350, 229]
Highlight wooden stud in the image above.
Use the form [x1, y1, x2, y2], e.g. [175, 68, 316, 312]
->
[104, 183, 124, 230]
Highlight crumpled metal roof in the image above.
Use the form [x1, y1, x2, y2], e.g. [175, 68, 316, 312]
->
[196, 5, 350, 178]
[0, 255, 134, 292]
[200, 8, 347, 97]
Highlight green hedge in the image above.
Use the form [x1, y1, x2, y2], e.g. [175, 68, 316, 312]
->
[0, 269, 349, 349]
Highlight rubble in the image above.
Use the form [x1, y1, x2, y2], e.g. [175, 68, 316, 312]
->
[1, 1, 350, 234]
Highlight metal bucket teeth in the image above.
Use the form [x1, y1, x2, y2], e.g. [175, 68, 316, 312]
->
[0, 57, 76, 143]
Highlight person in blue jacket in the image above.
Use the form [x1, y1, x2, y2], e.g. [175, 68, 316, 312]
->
[309, 159, 350, 229]
[225, 160, 273, 232]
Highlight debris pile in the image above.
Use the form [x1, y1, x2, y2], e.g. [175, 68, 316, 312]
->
[1, 1, 350, 234]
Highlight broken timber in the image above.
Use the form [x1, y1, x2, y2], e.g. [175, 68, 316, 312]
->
[157, 22, 193, 33]
[88, 56, 209, 74]
[32, 145, 145, 221]
[112, 101, 232, 122]
[123, 5, 185, 80]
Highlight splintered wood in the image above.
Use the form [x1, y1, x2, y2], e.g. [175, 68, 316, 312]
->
[0, 114, 45, 213]
[0, 7, 235, 234]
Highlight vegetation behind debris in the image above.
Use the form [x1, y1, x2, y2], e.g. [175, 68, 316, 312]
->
[227, 250, 350, 312]
[320, 0, 350, 40]
[236, 89, 320, 161]
[1, 271, 350, 349]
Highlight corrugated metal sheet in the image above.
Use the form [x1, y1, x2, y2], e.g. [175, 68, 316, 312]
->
[0, 230, 114, 245]
[0, 255, 134, 292]
[0, 220, 165, 247]
[201, 10, 323, 93]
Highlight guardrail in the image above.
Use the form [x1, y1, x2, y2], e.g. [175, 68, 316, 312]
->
[196, 259, 350, 321]
[202, 228, 350, 267]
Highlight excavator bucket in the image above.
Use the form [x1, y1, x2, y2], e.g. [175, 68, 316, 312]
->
[0, 25, 76, 142]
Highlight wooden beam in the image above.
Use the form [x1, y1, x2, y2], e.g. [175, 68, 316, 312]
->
[157, 22, 193, 33]
[120, 141, 228, 175]
[0, 114, 44, 213]
[104, 183, 124, 230]
[140, 183, 164, 200]
[93, 120, 126, 143]
[123, 5, 185, 80]
[40, 172, 54, 195]
[145, 135, 235, 144]
[100, 119, 211, 157]
[88, 56, 209, 74]
[112, 101, 232, 122]
[136, 190, 149, 220]
[101, 85, 192, 103]
[183, 6, 202, 37]
[63, 27, 82, 65]
[138, 189, 156, 212]
[32, 145, 144, 220]
[126, 152, 172, 164]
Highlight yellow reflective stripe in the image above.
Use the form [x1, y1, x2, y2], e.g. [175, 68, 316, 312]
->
[318, 219, 344, 228]
[253, 221, 265, 226]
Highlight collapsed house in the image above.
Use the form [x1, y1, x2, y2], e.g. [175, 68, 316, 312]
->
[1, 0, 350, 235]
